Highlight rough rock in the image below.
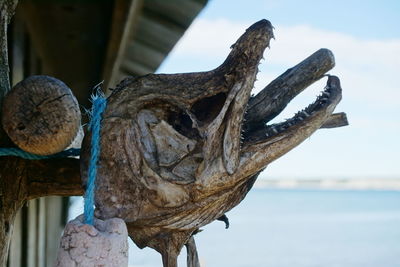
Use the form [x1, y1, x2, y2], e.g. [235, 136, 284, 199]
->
[54, 215, 128, 267]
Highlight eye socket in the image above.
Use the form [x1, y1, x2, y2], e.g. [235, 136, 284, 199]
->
[141, 99, 202, 140]
[190, 93, 227, 123]
[167, 110, 200, 140]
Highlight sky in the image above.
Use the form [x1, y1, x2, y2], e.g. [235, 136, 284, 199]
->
[157, 0, 400, 179]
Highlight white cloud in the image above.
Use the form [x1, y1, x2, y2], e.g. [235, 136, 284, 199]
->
[172, 19, 400, 93]
[166, 17, 400, 112]
[168, 19, 400, 105]
[173, 19, 400, 66]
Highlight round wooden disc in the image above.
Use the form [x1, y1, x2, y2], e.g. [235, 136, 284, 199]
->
[2, 75, 81, 155]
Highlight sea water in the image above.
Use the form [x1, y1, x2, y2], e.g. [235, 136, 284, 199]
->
[127, 189, 400, 267]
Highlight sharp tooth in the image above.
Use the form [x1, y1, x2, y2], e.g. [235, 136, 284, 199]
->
[299, 117, 304, 121]
[302, 111, 310, 117]
[271, 127, 278, 134]
[265, 133, 269, 137]
[323, 91, 330, 97]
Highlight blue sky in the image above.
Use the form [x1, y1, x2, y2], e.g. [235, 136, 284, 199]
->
[157, 0, 400, 179]
[200, 0, 400, 39]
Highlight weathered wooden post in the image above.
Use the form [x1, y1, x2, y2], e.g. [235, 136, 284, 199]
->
[0, 3, 348, 265]
[2, 76, 81, 155]
[1, 1, 20, 264]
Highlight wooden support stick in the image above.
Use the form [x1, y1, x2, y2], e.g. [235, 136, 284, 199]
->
[26, 158, 83, 199]
[321, 112, 348, 128]
[0, 1, 20, 265]
[186, 236, 200, 267]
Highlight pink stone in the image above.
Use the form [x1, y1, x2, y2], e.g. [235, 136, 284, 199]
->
[54, 215, 128, 267]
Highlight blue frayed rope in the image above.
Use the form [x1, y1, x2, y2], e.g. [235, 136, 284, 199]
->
[84, 94, 107, 225]
[0, 147, 80, 159]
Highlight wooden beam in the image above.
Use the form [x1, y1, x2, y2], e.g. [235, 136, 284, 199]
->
[135, 15, 182, 54]
[7, 212, 22, 267]
[45, 197, 64, 265]
[103, 0, 143, 91]
[26, 158, 83, 200]
[143, 0, 206, 28]
[37, 198, 46, 267]
[120, 59, 154, 76]
[19, 1, 113, 108]
[26, 200, 37, 267]
[125, 40, 165, 71]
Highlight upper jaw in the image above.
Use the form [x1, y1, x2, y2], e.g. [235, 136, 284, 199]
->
[216, 19, 274, 75]
[196, 19, 274, 174]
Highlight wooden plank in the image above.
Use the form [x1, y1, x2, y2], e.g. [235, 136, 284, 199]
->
[45, 197, 64, 265]
[11, 14, 24, 86]
[37, 198, 46, 267]
[27, 200, 37, 267]
[19, 1, 113, 108]
[103, 0, 144, 91]
[143, 0, 206, 27]
[103, 0, 208, 90]
[7, 211, 22, 267]
[135, 14, 182, 53]
[125, 40, 165, 70]
[102, 0, 132, 89]
[120, 59, 154, 76]
[27, 37, 40, 76]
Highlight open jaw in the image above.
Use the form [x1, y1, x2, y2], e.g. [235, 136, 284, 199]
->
[245, 75, 342, 143]
[239, 74, 342, 176]
[190, 19, 343, 181]
[267, 76, 341, 136]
